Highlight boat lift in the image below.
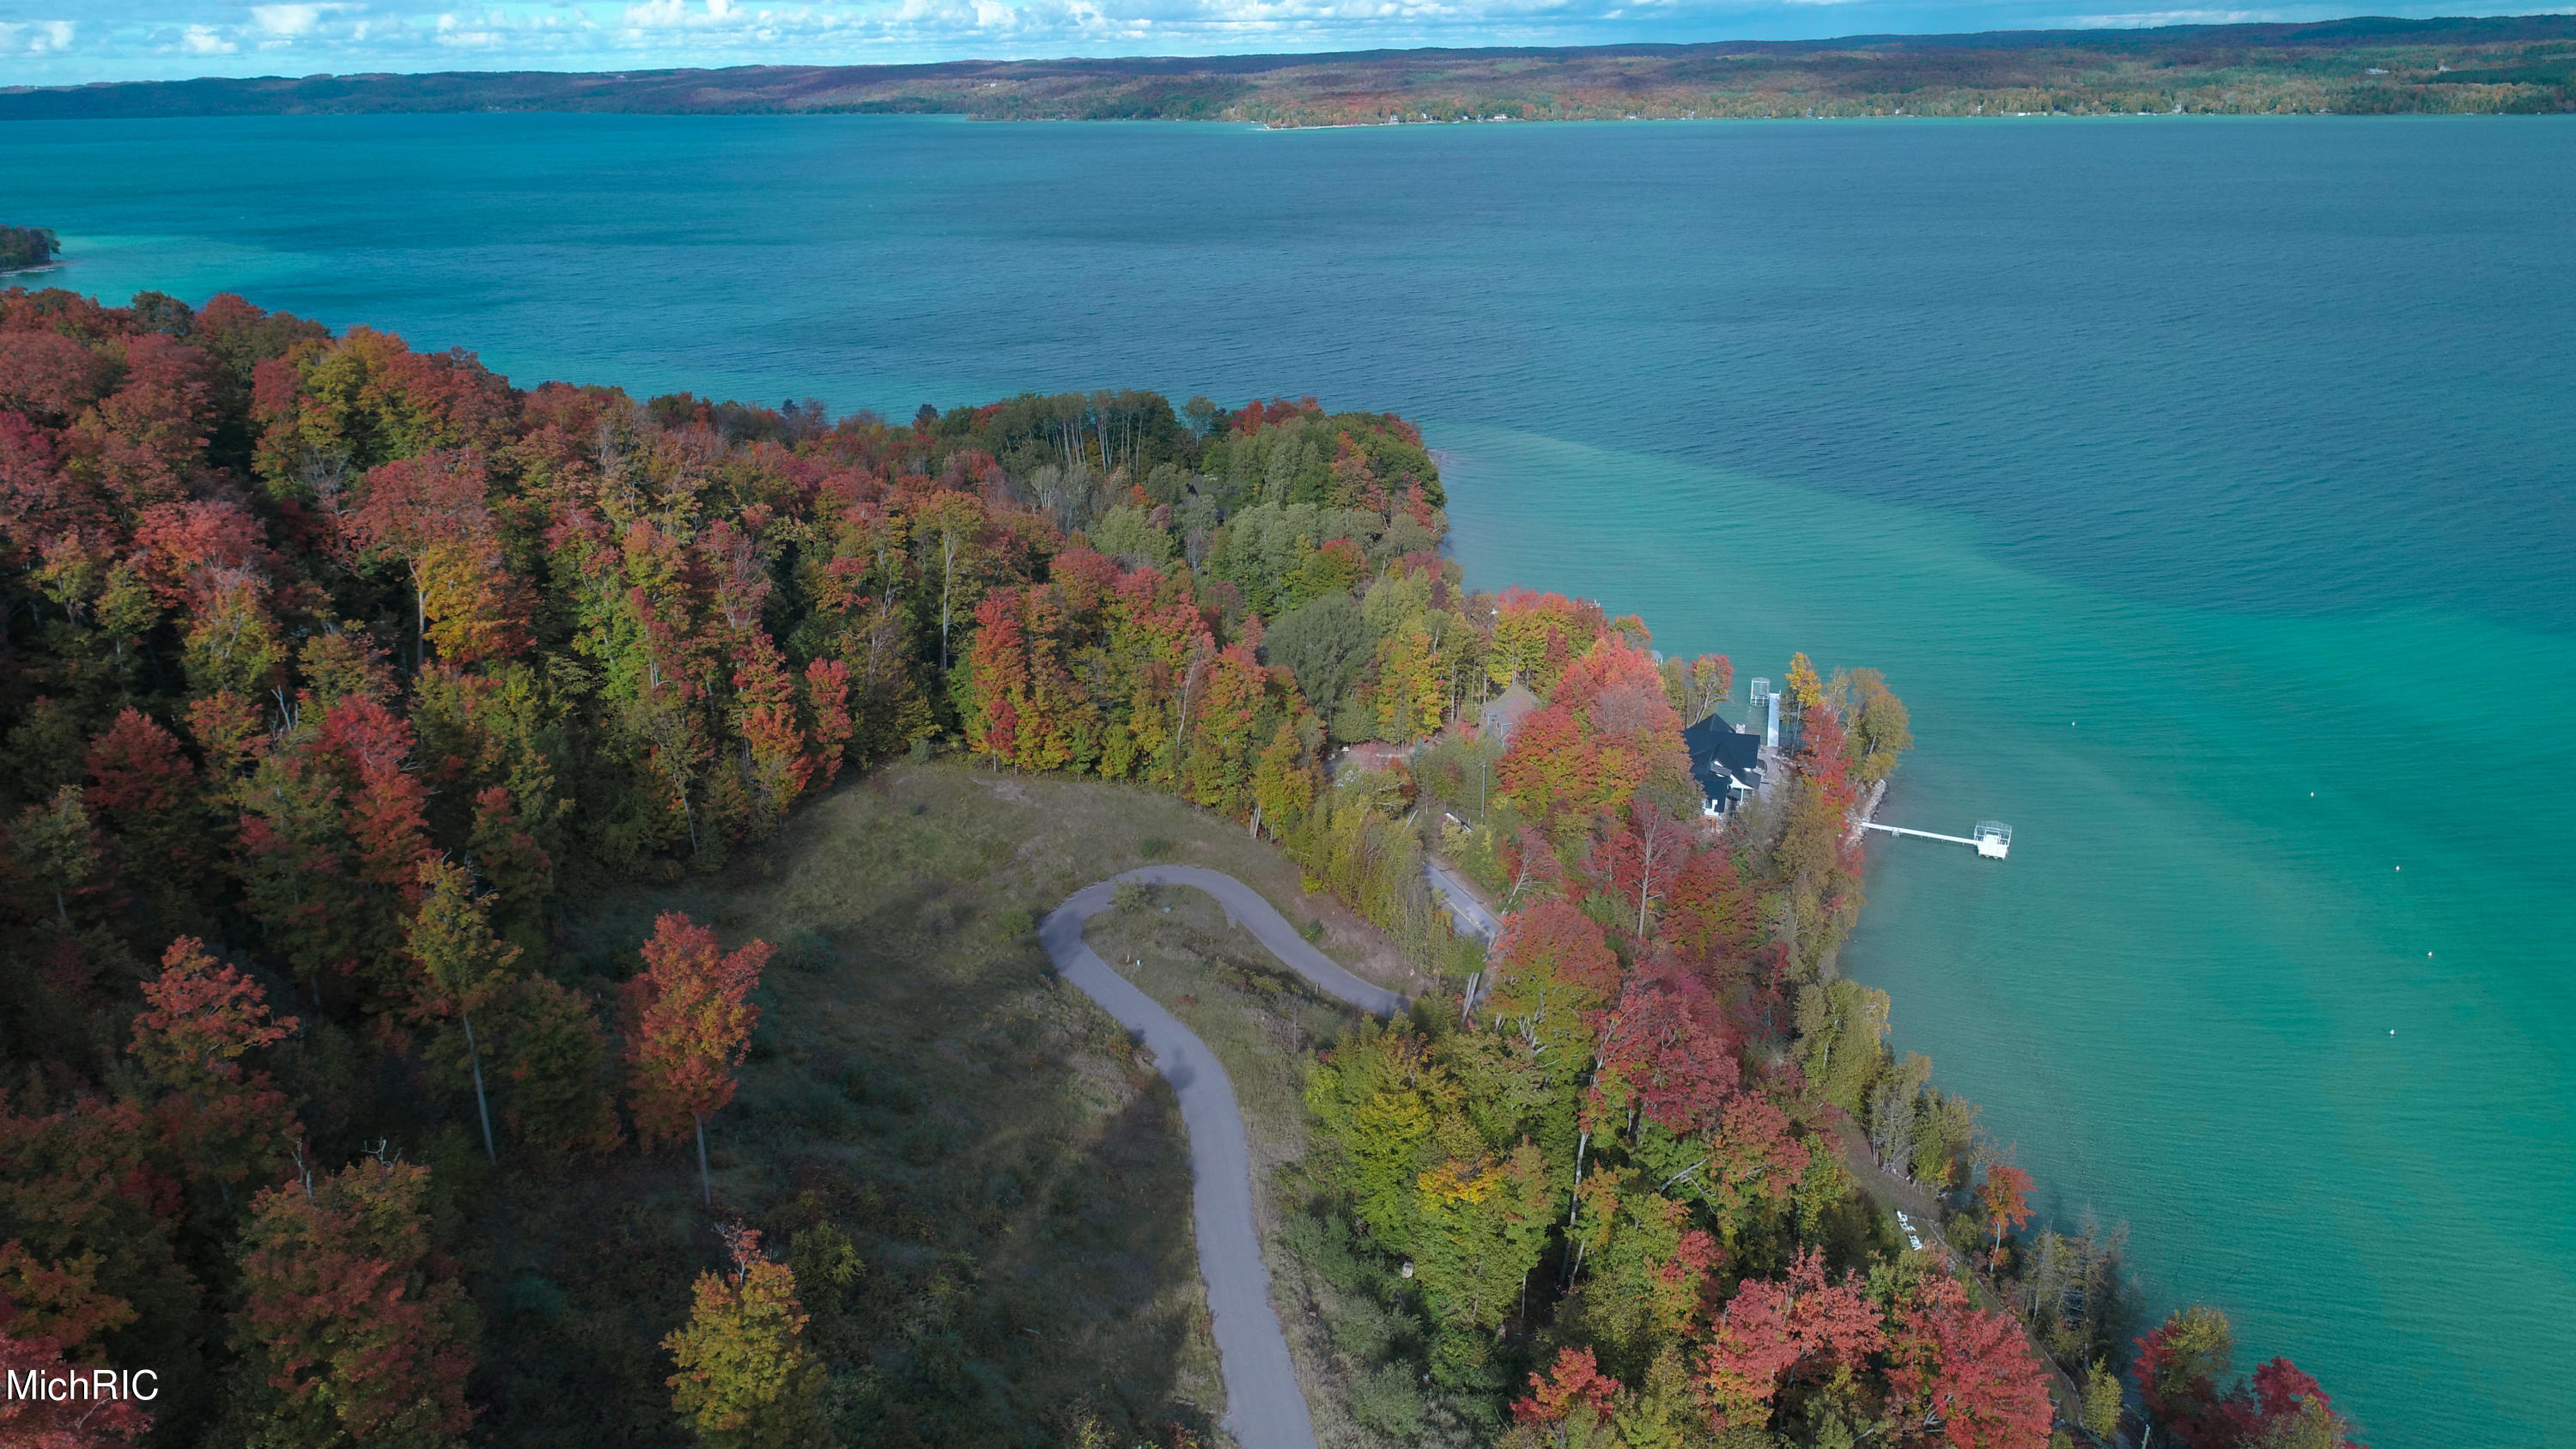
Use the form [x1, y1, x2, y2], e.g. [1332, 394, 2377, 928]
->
[1859, 819, 2013, 860]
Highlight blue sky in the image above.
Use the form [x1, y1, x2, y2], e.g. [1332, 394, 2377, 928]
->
[2, 0, 2561, 84]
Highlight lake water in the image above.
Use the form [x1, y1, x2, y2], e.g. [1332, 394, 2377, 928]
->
[9, 113, 2571, 1445]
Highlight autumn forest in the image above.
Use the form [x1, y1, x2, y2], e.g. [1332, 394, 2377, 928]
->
[0, 286, 2356, 1449]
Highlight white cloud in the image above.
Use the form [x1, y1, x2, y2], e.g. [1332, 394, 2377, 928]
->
[9, 0, 2568, 84]
[2, 18, 77, 53]
[252, 4, 330, 34]
[2058, 8, 2287, 25]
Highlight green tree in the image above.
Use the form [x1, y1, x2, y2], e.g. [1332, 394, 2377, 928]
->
[2137, 1303, 2234, 1425]
[1795, 978, 1890, 1115]
[0, 224, 62, 271]
[404, 859, 520, 1164]
[1836, 667, 1913, 785]
[11, 784, 105, 928]
[1411, 1141, 1557, 1336]
[2080, 1361, 2123, 1440]
[492, 975, 623, 1157]
[1304, 1020, 1447, 1246]
[1265, 592, 1375, 732]
[1086, 503, 1174, 568]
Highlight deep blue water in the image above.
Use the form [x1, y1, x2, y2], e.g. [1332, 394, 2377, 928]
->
[9, 113, 2573, 1445]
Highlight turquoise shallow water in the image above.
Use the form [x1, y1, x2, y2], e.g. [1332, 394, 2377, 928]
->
[7, 113, 2572, 1444]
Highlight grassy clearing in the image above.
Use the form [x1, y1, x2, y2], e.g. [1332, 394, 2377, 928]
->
[489, 760, 1422, 1449]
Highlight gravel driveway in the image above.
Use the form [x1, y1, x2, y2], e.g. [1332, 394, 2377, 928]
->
[1042, 866, 1407, 1449]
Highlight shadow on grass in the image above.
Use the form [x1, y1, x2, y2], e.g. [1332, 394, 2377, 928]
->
[461, 767, 1225, 1449]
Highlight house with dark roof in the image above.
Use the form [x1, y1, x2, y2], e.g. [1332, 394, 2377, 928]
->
[1479, 683, 1539, 744]
[1683, 712, 1763, 817]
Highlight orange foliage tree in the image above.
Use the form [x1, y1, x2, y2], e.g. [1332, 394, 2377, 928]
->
[623, 912, 770, 1206]
[1498, 632, 1690, 838]
[230, 1156, 477, 1449]
[1510, 1345, 1620, 1441]
[1978, 1164, 2035, 1258]
[127, 936, 300, 1208]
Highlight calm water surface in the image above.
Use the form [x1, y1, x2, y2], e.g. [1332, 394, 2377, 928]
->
[9, 113, 2572, 1445]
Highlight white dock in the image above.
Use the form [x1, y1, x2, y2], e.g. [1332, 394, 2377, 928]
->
[1860, 819, 2013, 860]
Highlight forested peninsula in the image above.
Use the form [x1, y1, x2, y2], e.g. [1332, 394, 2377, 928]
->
[0, 228, 63, 274]
[3, 15, 2573, 125]
[0, 287, 2356, 1449]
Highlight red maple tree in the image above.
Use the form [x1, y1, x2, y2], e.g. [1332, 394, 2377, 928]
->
[233, 1157, 476, 1446]
[1512, 1345, 1620, 1436]
[128, 935, 301, 1202]
[623, 912, 771, 1206]
[344, 449, 493, 670]
[1886, 1276, 2053, 1449]
[0, 1310, 150, 1447]
[1697, 1246, 1884, 1427]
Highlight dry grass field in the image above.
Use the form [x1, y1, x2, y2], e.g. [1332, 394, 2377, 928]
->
[491, 760, 1426, 1449]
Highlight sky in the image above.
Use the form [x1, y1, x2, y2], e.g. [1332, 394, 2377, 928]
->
[0, 0, 2562, 85]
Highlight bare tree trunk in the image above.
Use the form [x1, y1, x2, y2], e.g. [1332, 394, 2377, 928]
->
[940, 533, 957, 672]
[1566, 1127, 1591, 1230]
[462, 1011, 496, 1164]
[695, 1112, 712, 1208]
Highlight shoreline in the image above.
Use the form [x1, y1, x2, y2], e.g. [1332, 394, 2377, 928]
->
[9, 18, 2570, 125]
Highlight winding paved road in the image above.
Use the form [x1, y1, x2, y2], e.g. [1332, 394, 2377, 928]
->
[1041, 866, 1406, 1449]
[1423, 858, 1501, 942]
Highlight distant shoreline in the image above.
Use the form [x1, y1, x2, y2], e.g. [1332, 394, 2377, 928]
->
[4, 15, 2570, 126]
[1243, 107, 2497, 130]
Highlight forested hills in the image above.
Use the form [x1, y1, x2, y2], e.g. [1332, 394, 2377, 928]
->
[0, 281, 2366, 1446]
[3, 14, 2573, 124]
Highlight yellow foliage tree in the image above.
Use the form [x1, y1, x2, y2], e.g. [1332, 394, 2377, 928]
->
[1785, 651, 1824, 712]
[663, 1224, 833, 1449]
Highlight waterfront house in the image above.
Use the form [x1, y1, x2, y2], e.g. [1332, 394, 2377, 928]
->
[1683, 712, 1763, 816]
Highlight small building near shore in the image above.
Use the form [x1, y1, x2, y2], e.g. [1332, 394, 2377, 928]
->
[1479, 683, 1540, 744]
[1683, 712, 1763, 817]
